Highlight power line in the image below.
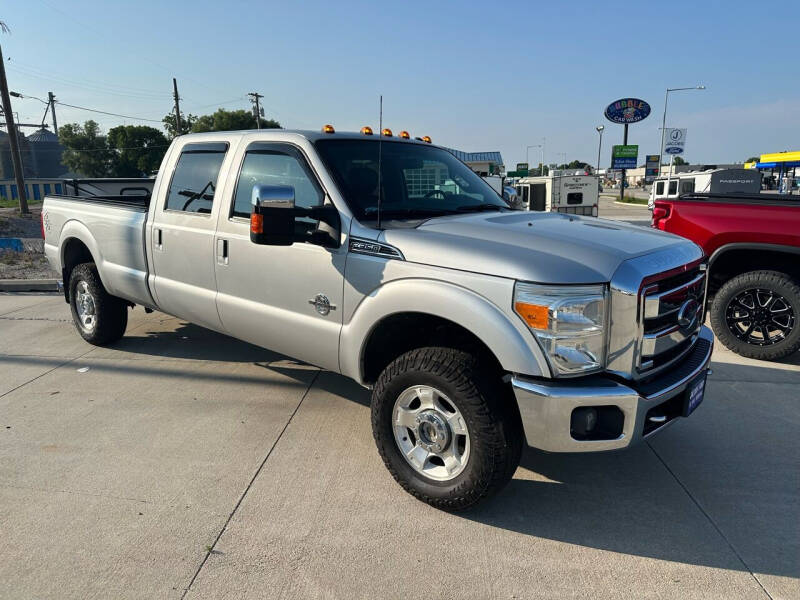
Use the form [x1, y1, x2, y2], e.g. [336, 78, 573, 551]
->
[7, 58, 170, 97]
[7, 63, 172, 100]
[55, 101, 163, 123]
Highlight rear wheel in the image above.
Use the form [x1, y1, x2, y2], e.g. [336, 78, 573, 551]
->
[710, 270, 800, 360]
[69, 263, 128, 346]
[371, 347, 522, 511]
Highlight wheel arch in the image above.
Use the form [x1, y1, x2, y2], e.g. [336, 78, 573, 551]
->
[59, 221, 104, 302]
[340, 278, 549, 386]
[708, 243, 800, 297]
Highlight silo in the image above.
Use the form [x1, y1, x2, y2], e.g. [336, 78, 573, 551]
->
[28, 128, 66, 177]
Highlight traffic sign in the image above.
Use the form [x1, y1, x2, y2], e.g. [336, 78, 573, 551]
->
[663, 128, 687, 155]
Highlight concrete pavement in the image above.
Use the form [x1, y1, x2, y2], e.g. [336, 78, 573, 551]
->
[598, 194, 652, 226]
[0, 294, 798, 599]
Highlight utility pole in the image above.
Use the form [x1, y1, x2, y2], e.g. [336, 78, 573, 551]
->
[248, 92, 263, 129]
[172, 78, 183, 135]
[0, 43, 28, 214]
[48, 91, 58, 136]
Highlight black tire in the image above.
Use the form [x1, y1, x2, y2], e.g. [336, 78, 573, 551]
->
[371, 347, 523, 511]
[68, 262, 128, 346]
[710, 270, 800, 360]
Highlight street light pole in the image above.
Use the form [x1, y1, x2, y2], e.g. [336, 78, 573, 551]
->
[658, 85, 705, 174]
[596, 125, 604, 174]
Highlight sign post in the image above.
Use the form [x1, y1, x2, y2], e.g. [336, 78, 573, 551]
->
[662, 128, 687, 196]
[604, 98, 651, 202]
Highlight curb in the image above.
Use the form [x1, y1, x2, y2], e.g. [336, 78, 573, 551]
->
[0, 279, 61, 292]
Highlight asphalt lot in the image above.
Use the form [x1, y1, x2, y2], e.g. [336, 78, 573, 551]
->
[1, 288, 798, 598]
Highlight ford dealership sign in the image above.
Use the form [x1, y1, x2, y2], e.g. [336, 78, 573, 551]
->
[604, 98, 651, 124]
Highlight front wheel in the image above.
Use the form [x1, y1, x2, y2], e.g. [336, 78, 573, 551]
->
[371, 347, 522, 511]
[710, 270, 800, 360]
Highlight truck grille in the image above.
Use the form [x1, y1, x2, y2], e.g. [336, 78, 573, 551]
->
[638, 263, 707, 375]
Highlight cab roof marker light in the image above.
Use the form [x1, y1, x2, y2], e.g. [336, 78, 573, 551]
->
[422, 135, 432, 143]
[361, 126, 373, 135]
[322, 124, 335, 134]
[399, 130, 410, 139]
[381, 128, 392, 137]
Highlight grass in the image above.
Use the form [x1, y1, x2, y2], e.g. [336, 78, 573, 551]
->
[0, 197, 42, 209]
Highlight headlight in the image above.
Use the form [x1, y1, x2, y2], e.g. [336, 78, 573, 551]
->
[514, 282, 607, 376]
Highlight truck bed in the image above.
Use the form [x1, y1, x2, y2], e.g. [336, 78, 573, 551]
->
[42, 194, 155, 308]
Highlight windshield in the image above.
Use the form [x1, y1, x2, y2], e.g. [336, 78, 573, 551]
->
[314, 139, 508, 223]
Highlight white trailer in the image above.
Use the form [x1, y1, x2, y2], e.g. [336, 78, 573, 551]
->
[515, 172, 599, 217]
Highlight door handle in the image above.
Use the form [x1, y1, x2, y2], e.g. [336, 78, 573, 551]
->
[155, 228, 163, 251]
[216, 238, 229, 265]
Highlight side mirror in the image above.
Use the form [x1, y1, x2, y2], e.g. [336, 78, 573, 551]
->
[250, 184, 296, 246]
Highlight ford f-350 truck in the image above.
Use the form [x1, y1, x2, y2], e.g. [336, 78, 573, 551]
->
[42, 128, 713, 510]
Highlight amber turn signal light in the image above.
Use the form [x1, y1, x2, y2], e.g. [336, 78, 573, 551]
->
[514, 302, 549, 330]
[250, 213, 263, 235]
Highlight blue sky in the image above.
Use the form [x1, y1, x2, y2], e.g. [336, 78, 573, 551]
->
[3, 0, 797, 169]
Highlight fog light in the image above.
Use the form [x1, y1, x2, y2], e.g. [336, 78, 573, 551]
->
[571, 407, 597, 436]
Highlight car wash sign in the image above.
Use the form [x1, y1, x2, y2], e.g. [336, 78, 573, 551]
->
[604, 98, 651, 124]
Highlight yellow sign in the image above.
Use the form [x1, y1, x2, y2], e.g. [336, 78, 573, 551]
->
[760, 151, 800, 163]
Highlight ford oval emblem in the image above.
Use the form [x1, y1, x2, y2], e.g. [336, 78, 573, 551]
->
[604, 98, 651, 124]
[677, 299, 700, 330]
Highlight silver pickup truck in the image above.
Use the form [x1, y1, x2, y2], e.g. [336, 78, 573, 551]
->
[42, 128, 713, 510]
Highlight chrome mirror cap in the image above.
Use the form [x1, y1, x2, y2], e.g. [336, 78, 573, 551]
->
[252, 184, 295, 209]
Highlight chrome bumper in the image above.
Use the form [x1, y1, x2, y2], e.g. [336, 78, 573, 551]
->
[512, 326, 713, 452]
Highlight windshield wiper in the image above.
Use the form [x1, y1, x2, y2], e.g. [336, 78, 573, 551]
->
[454, 203, 507, 213]
[178, 181, 215, 210]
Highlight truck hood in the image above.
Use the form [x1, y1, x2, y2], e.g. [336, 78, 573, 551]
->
[381, 211, 694, 283]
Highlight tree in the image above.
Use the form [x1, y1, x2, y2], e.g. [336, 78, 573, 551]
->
[59, 120, 114, 177]
[672, 156, 688, 166]
[162, 110, 197, 138]
[107, 125, 169, 176]
[190, 108, 280, 133]
[745, 156, 760, 163]
[556, 160, 591, 171]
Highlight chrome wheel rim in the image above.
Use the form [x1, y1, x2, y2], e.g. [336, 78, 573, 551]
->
[392, 385, 470, 482]
[725, 287, 795, 346]
[75, 280, 97, 332]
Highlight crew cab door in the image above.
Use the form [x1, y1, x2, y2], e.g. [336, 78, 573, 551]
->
[213, 141, 346, 371]
[150, 141, 231, 331]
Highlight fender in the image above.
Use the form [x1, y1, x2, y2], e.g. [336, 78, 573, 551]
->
[58, 219, 107, 288]
[58, 219, 156, 307]
[339, 277, 550, 385]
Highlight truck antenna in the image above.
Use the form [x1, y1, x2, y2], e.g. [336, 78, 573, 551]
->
[377, 95, 383, 231]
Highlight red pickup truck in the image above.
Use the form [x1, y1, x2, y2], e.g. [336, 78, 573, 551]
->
[652, 193, 800, 360]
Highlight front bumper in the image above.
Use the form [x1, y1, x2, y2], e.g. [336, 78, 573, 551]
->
[512, 325, 713, 452]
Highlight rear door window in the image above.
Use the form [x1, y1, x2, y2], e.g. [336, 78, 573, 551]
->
[668, 180, 678, 195]
[165, 143, 228, 214]
[680, 178, 695, 194]
[655, 181, 664, 195]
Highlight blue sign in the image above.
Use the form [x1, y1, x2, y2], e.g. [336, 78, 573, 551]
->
[604, 98, 651, 124]
[612, 157, 637, 169]
[664, 147, 684, 155]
